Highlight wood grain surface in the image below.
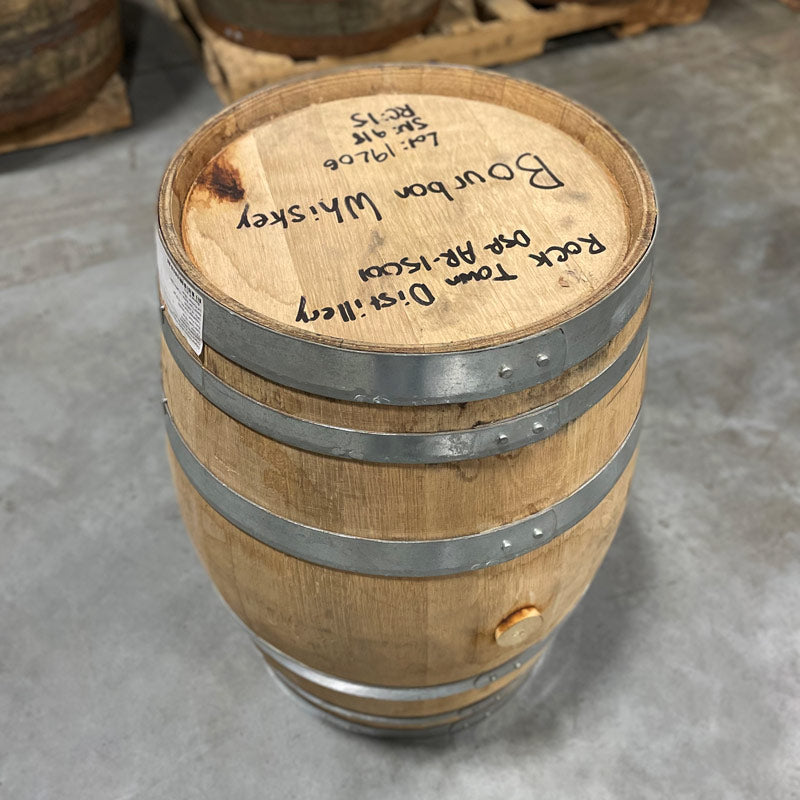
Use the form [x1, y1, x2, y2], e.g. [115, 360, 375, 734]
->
[160, 65, 657, 353]
[181, 91, 628, 349]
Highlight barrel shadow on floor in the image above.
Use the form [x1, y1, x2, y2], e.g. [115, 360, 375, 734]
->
[120, 0, 210, 128]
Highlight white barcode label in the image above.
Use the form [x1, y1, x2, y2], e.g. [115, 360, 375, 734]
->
[156, 233, 204, 355]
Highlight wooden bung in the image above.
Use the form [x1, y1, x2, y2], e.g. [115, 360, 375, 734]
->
[0, 0, 122, 135]
[195, 0, 442, 57]
[157, 64, 657, 735]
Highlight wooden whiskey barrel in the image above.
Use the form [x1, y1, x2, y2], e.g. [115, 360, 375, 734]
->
[0, 0, 122, 135]
[195, 0, 441, 57]
[157, 64, 657, 736]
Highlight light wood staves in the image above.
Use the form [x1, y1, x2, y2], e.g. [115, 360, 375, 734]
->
[158, 65, 657, 733]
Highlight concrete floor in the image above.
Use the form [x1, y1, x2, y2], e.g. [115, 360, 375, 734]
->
[1, 1, 798, 798]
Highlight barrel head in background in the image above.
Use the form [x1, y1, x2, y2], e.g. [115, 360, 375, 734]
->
[156, 64, 657, 736]
[195, 0, 443, 57]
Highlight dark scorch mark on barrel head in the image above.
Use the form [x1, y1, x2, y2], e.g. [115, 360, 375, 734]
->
[197, 155, 245, 202]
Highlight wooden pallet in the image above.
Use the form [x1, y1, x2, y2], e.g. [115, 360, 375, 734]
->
[160, 0, 710, 104]
[0, 73, 132, 156]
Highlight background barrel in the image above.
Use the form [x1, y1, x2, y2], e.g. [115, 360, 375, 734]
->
[157, 64, 657, 735]
[195, 0, 442, 57]
[0, 0, 122, 135]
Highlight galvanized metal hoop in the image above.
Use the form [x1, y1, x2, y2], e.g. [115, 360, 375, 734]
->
[155, 229, 655, 405]
[269, 667, 535, 738]
[163, 406, 642, 578]
[162, 305, 648, 463]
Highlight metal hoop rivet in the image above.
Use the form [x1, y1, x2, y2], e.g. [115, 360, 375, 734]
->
[499, 365, 513, 378]
[532, 527, 544, 539]
[532, 422, 545, 435]
[497, 434, 509, 446]
[501, 539, 512, 552]
[536, 353, 550, 367]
